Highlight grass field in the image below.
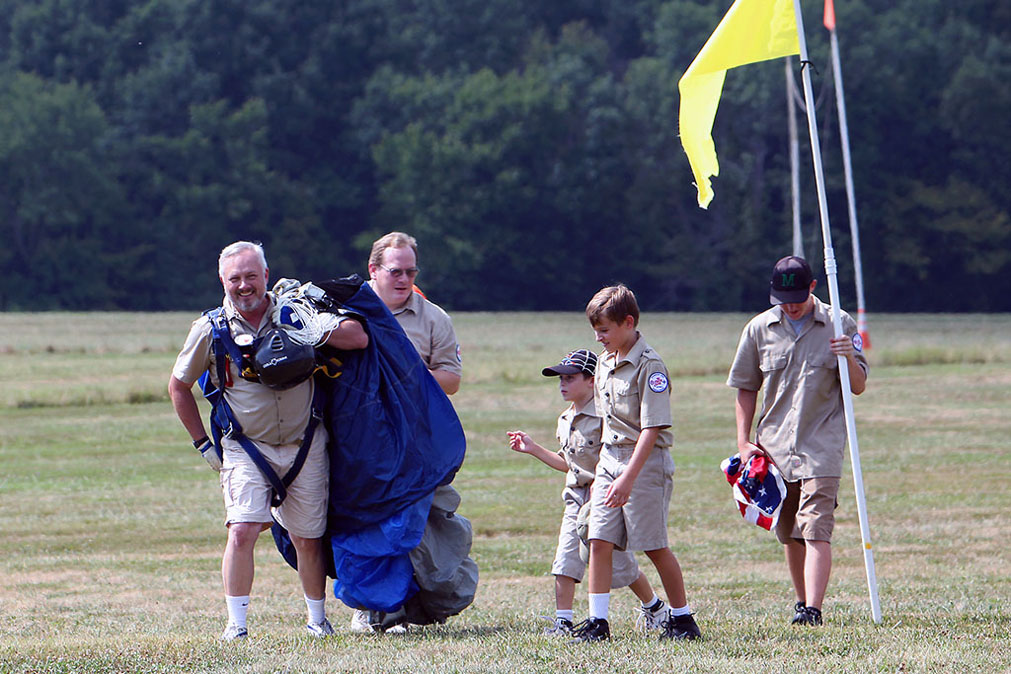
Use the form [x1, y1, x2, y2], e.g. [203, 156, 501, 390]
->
[1, 311, 1009, 673]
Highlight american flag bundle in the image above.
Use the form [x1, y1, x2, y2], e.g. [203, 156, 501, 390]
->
[720, 453, 787, 531]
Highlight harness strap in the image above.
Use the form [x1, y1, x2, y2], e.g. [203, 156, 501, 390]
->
[201, 307, 324, 508]
[219, 394, 323, 508]
[208, 309, 246, 368]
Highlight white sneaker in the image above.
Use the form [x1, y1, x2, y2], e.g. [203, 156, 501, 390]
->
[220, 623, 248, 641]
[636, 601, 670, 631]
[306, 618, 335, 638]
[385, 622, 408, 634]
[541, 616, 574, 636]
[350, 609, 377, 633]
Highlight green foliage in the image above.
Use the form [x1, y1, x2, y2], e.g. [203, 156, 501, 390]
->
[879, 178, 1011, 310]
[0, 72, 123, 310]
[0, 0, 1008, 311]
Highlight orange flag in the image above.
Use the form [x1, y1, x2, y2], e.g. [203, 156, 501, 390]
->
[824, 0, 836, 31]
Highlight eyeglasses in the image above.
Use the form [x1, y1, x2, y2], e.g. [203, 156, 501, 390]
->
[379, 265, 420, 280]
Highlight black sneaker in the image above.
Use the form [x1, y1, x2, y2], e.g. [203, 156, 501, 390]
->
[368, 608, 409, 633]
[570, 617, 610, 642]
[790, 601, 807, 625]
[659, 612, 702, 641]
[794, 606, 823, 626]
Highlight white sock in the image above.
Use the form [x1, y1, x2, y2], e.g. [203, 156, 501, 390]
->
[305, 595, 326, 624]
[670, 604, 692, 617]
[642, 593, 661, 609]
[225, 595, 249, 627]
[588, 593, 610, 620]
[556, 609, 574, 622]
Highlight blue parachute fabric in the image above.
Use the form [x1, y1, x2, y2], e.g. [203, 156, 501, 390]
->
[272, 277, 467, 614]
[330, 491, 433, 612]
[316, 279, 466, 532]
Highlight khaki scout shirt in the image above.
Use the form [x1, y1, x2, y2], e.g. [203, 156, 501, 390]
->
[555, 398, 603, 488]
[172, 295, 315, 447]
[372, 283, 462, 377]
[595, 333, 674, 451]
[726, 296, 869, 481]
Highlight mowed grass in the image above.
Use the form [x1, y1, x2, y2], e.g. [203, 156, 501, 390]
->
[1, 311, 1009, 673]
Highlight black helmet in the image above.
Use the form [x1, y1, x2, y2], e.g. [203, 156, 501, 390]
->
[252, 329, 316, 390]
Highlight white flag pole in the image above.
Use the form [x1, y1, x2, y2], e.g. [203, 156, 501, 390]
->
[786, 56, 804, 258]
[791, 0, 882, 624]
[828, 21, 871, 347]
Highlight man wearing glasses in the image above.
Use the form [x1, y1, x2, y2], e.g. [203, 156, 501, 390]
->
[365, 231, 462, 396]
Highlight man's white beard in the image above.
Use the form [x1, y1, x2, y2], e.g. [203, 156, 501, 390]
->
[233, 292, 266, 314]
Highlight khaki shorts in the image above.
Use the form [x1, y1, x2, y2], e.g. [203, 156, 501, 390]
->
[552, 486, 639, 587]
[587, 445, 675, 552]
[775, 477, 840, 544]
[219, 427, 329, 539]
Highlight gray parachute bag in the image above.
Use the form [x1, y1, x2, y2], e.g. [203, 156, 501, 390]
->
[371, 485, 479, 629]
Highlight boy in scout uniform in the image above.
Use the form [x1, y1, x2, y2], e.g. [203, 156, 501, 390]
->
[574, 284, 702, 643]
[507, 349, 672, 636]
[728, 256, 868, 626]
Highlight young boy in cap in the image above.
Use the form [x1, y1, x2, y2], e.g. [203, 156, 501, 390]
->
[728, 256, 868, 626]
[576, 284, 701, 643]
[507, 349, 671, 636]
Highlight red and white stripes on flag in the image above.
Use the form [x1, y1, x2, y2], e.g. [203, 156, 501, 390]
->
[721, 454, 787, 531]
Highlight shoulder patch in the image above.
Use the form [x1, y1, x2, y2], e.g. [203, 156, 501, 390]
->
[648, 372, 669, 393]
[456, 343, 462, 363]
[851, 333, 863, 353]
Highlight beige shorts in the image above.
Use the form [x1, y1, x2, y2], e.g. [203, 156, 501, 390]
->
[775, 477, 840, 544]
[553, 486, 639, 587]
[219, 427, 329, 539]
[587, 445, 675, 552]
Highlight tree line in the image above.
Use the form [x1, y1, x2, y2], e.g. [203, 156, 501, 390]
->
[1, 0, 1008, 312]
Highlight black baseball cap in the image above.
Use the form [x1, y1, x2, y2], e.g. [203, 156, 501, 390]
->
[769, 256, 814, 305]
[542, 349, 598, 377]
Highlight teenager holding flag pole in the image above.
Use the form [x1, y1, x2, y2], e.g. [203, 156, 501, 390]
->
[727, 255, 868, 626]
[678, 0, 882, 624]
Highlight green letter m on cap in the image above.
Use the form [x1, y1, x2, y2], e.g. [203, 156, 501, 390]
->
[781, 273, 796, 288]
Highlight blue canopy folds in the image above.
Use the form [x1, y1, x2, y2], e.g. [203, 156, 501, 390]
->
[272, 277, 467, 613]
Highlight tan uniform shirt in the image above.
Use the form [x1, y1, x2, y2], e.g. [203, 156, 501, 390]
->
[726, 296, 869, 481]
[555, 398, 603, 488]
[172, 295, 314, 447]
[595, 333, 674, 451]
[373, 284, 462, 377]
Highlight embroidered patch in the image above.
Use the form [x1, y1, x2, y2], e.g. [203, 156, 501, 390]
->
[648, 372, 669, 393]
[456, 344, 463, 362]
[852, 333, 864, 353]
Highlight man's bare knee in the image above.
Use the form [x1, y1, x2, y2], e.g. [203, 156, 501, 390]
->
[289, 534, 322, 552]
[227, 522, 263, 549]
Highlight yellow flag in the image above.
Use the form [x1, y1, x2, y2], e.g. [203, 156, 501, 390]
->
[678, 0, 800, 209]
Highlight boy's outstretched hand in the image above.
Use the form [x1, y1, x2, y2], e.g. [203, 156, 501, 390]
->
[507, 431, 568, 473]
[506, 430, 533, 454]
